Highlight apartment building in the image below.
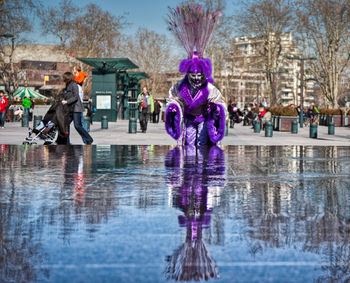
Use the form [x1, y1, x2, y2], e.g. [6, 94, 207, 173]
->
[218, 32, 315, 108]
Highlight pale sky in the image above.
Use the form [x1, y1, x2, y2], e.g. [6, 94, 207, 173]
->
[31, 0, 238, 44]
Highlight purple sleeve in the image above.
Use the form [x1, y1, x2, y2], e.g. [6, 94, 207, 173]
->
[165, 103, 182, 140]
[207, 103, 226, 143]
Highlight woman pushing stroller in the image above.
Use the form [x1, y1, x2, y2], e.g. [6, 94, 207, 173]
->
[60, 72, 93, 145]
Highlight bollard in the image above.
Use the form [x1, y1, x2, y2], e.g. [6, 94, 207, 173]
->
[253, 120, 261, 133]
[101, 116, 108, 129]
[22, 114, 29, 127]
[225, 120, 229, 136]
[265, 121, 273, 137]
[291, 120, 298, 134]
[328, 121, 335, 135]
[129, 117, 137, 133]
[33, 115, 42, 129]
[84, 117, 90, 132]
[309, 123, 318, 139]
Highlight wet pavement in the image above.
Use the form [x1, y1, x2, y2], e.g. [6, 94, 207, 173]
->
[0, 144, 350, 282]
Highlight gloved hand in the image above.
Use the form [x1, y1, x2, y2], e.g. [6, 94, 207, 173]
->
[208, 102, 220, 119]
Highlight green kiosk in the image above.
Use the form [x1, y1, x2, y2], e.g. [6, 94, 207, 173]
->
[76, 58, 138, 122]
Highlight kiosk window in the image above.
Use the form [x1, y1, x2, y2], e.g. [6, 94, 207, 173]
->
[96, 95, 111, 109]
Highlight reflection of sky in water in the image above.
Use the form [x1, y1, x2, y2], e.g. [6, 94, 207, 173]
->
[0, 145, 350, 282]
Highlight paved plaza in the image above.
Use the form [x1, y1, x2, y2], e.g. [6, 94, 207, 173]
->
[0, 119, 349, 145]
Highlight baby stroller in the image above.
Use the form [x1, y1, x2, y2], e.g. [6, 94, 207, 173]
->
[23, 102, 70, 145]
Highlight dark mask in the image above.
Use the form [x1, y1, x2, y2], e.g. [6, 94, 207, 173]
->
[188, 73, 204, 88]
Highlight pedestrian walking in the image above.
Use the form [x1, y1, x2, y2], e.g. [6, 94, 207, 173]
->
[61, 72, 93, 145]
[29, 97, 35, 121]
[22, 97, 32, 117]
[0, 90, 8, 128]
[137, 86, 154, 133]
[86, 99, 95, 125]
[73, 66, 87, 86]
[153, 99, 161, 123]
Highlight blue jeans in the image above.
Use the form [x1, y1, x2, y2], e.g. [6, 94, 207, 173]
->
[81, 113, 88, 143]
[24, 108, 30, 116]
[67, 112, 93, 144]
[0, 112, 5, 127]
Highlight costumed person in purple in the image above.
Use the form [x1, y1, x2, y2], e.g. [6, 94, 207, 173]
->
[165, 4, 227, 146]
[164, 145, 226, 281]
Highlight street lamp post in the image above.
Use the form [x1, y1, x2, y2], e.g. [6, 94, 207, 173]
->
[286, 56, 317, 128]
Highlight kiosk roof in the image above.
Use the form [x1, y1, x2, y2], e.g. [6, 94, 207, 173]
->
[76, 58, 138, 71]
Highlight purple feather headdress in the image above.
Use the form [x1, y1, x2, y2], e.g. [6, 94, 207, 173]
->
[167, 4, 222, 78]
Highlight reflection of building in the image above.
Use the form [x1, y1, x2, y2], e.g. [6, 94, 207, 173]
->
[164, 146, 225, 281]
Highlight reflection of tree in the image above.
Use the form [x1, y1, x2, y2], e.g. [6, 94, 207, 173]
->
[225, 146, 350, 282]
[164, 146, 226, 281]
[0, 146, 49, 282]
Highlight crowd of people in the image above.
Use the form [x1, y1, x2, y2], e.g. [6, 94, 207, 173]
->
[227, 101, 321, 130]
[0, 92, 37, 127]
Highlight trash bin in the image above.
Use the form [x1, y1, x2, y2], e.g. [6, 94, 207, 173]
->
[33, 115, 42, 129]
[309, 123, 318, 139]
[101, 116, 108, 129]
[328, 121, 335, 135]
[253, 120, 261, 133]
[291, 120, 298, 134]
[129, 117, 137, 133]
[22, 114, 29, 127]
[265, 121, 273, 137]
[84, 117, 90, 132]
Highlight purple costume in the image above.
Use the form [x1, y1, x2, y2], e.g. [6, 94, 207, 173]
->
[165, 4, 226, 146]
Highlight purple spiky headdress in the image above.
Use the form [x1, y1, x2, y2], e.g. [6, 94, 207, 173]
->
[167, 4, 222, 80]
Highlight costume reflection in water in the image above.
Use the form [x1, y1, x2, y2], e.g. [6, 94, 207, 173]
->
[164, 145, 226, 281]
[165, 4, 227, 146]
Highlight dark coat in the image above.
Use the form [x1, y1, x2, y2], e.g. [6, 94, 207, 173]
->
[62, 81, 84, 113]
[154, 101, 161, 114]
[43, 102, 70, 137]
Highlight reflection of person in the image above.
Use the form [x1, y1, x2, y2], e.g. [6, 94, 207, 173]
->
[0, 90, 8, 128]
[165, 4, 226, 146]
[61, 72, 93, 145]
[137, 86, 154, 133]
[164, 145, 225, 281]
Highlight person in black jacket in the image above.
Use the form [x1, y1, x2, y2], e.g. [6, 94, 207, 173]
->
[61, 72, 93, 145]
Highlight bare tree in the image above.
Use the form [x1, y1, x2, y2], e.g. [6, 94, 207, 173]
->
[296, 0, 350, 108]
[0, 0, 39, 96]
[233, 0, 295, 105]
[118, 28, 177, 97]
[70, 4, 126, 58]
[40, 0, 127, 96]
[39, 0, 79, 66]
